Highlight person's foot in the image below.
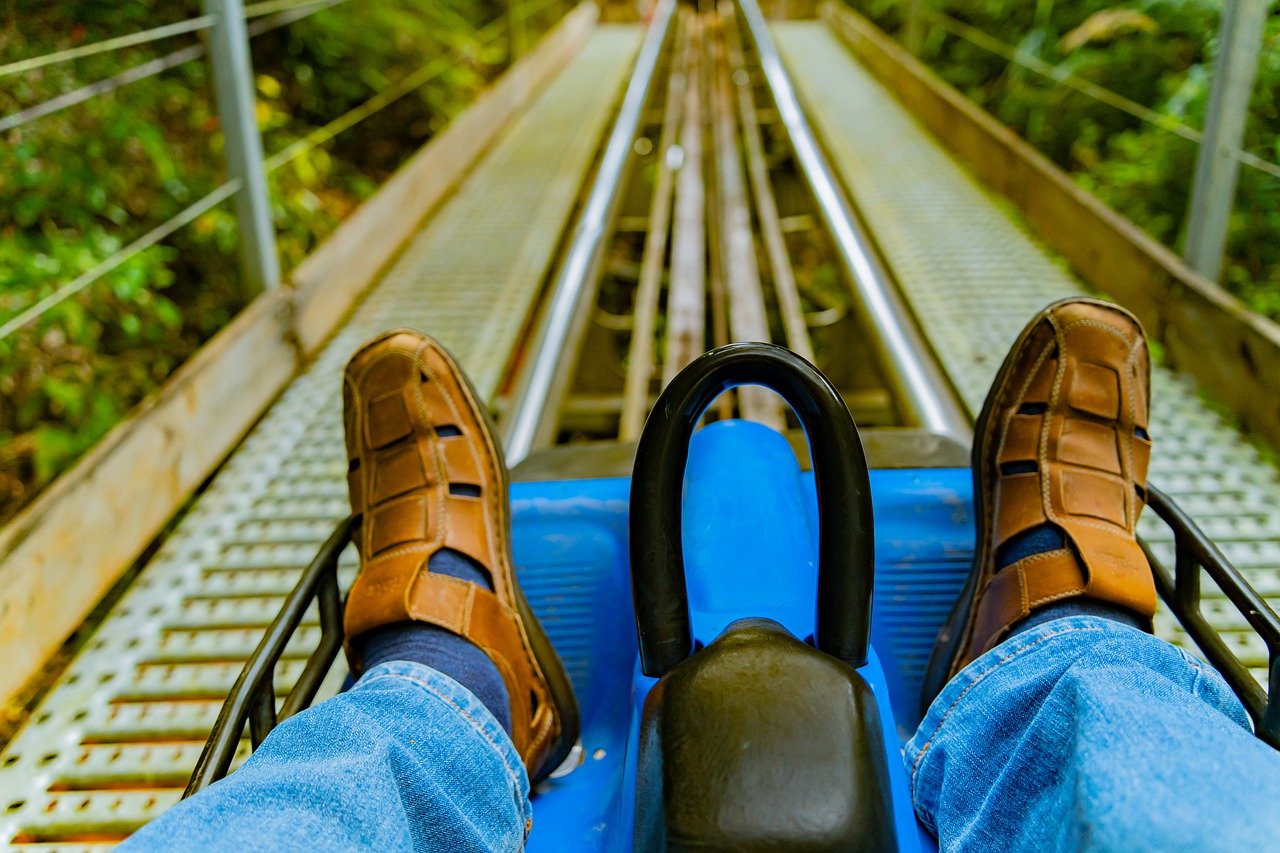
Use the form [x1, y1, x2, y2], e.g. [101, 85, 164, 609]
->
[341, 329, 579, 781]
[921, 297, 1158, 709]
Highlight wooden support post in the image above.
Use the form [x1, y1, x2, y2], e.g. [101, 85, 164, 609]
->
[1184, 0, 1269, 282]
[709, 14, 786, 430]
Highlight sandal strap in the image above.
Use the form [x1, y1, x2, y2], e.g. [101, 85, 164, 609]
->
[968, 545, 1155, 656]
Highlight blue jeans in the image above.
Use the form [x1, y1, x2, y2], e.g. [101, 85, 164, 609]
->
[907, 615, 1280, 851]
[126, 661, 531, 851]
[128, 618, 1280, 851]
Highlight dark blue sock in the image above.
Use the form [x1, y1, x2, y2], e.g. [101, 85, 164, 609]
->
[1010, 598, 1145, 637]
[998, 525, 1146, 638]
[361, 550, 512, 734]
[997, 525, 1065, 569]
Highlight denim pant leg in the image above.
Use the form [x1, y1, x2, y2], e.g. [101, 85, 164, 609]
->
[124, 661, 531, 852]
[906, 615, 1280, 851]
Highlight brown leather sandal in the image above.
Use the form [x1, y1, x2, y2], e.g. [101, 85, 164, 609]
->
[922, 297, 1158, 709]
[341, 329, 579, 782]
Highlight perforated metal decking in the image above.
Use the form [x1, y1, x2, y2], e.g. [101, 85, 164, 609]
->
[0, 26, 641, 849]
[774, 22, 1280, 682]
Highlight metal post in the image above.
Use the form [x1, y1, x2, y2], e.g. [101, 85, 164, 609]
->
[204, 0, 281, 293]
[1184, 0, 1268, 282]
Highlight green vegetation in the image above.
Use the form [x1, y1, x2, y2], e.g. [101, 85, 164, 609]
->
[0, 0, 543, 524]
[849, 1, 1280, 309]
[5, 1, 1276, 527]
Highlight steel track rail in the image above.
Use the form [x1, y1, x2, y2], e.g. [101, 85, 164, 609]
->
[734, 0, 971, 448]
[503, 0, 677, 465]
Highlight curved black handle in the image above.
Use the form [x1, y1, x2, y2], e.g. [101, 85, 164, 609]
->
[630, 342, 875, 677]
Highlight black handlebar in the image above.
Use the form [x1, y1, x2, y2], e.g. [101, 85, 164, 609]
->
[629, 343, 875, 677]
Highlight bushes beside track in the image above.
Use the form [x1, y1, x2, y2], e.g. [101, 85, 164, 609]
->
[0, 0, 516, 523]
[849, 0, 1280, 313]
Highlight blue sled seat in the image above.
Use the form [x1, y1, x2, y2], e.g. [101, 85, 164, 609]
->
[513, 420, 972, 852]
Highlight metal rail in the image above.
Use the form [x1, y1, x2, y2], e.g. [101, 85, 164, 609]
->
[502, 0, 677, 465]
[620, 11, 691, 442]
[734, 0, 971, 446]
[1144, 486, 1280, 746]
[774, 19, 1280, 690]
[184, 517, 352, 795]
[724, 8, 814, 366]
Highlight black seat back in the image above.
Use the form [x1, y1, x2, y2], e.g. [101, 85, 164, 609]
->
[629, 344, 897, 851]
[635, 618, 895, 851]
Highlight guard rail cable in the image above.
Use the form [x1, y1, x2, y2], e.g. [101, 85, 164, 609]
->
[0, 0, 566, 342]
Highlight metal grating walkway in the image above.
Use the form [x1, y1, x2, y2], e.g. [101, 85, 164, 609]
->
[0, 26, 641, 848]
[775, 21, 1280, 682]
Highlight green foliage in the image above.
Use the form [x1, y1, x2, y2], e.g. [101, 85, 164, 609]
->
[850, 0, 1280, 313]
[0, 0, 546, 522]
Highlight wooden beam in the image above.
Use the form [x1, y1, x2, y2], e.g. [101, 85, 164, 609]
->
[0, 6, 598, 706]
[822, 2, 1280, 451]
[0, 292, 296, 706]
[664, 14, 708, 385]
[709, 14, 786, 430]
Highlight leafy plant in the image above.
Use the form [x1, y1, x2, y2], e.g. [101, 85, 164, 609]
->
[849, 0, 1280, 316]
[0, 0, 552, 523]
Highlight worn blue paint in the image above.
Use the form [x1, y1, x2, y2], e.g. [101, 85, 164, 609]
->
[509, 420, 972, 851]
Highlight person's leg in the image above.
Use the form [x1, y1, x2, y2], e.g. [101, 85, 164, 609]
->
[126, 330, 579, 850]
[907, 616, 1280, 850]
[914, 298, 1280, 850]
[124, 662, 530, 851]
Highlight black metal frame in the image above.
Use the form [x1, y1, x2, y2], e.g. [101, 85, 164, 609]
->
[1143, 485, 1280, 748]
[183, 517, 353, 797]
[630, 342, 875, 676]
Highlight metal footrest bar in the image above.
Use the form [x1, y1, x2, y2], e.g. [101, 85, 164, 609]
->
[1145, 486, 1280, 747]
[184, 518, 352, 797]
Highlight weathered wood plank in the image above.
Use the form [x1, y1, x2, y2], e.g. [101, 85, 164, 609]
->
[710, 15, 785, 430]
[0, 7, 598, 705]
[664, 14, 708, 385]
[822, 2, 1280, 450]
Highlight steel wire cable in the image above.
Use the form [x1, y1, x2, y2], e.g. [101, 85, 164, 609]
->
[244, 0, 345, 19]
[0, 0, 345, 82]
[920, 7, 1280, 182]
[0, 42, 206, 134]
[0, 0, 563, 341]
[0, 0, 351, 134]
[263, 0, 563, 174]
[0, 17, 217, 79]
[0, 181, 240, 342]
